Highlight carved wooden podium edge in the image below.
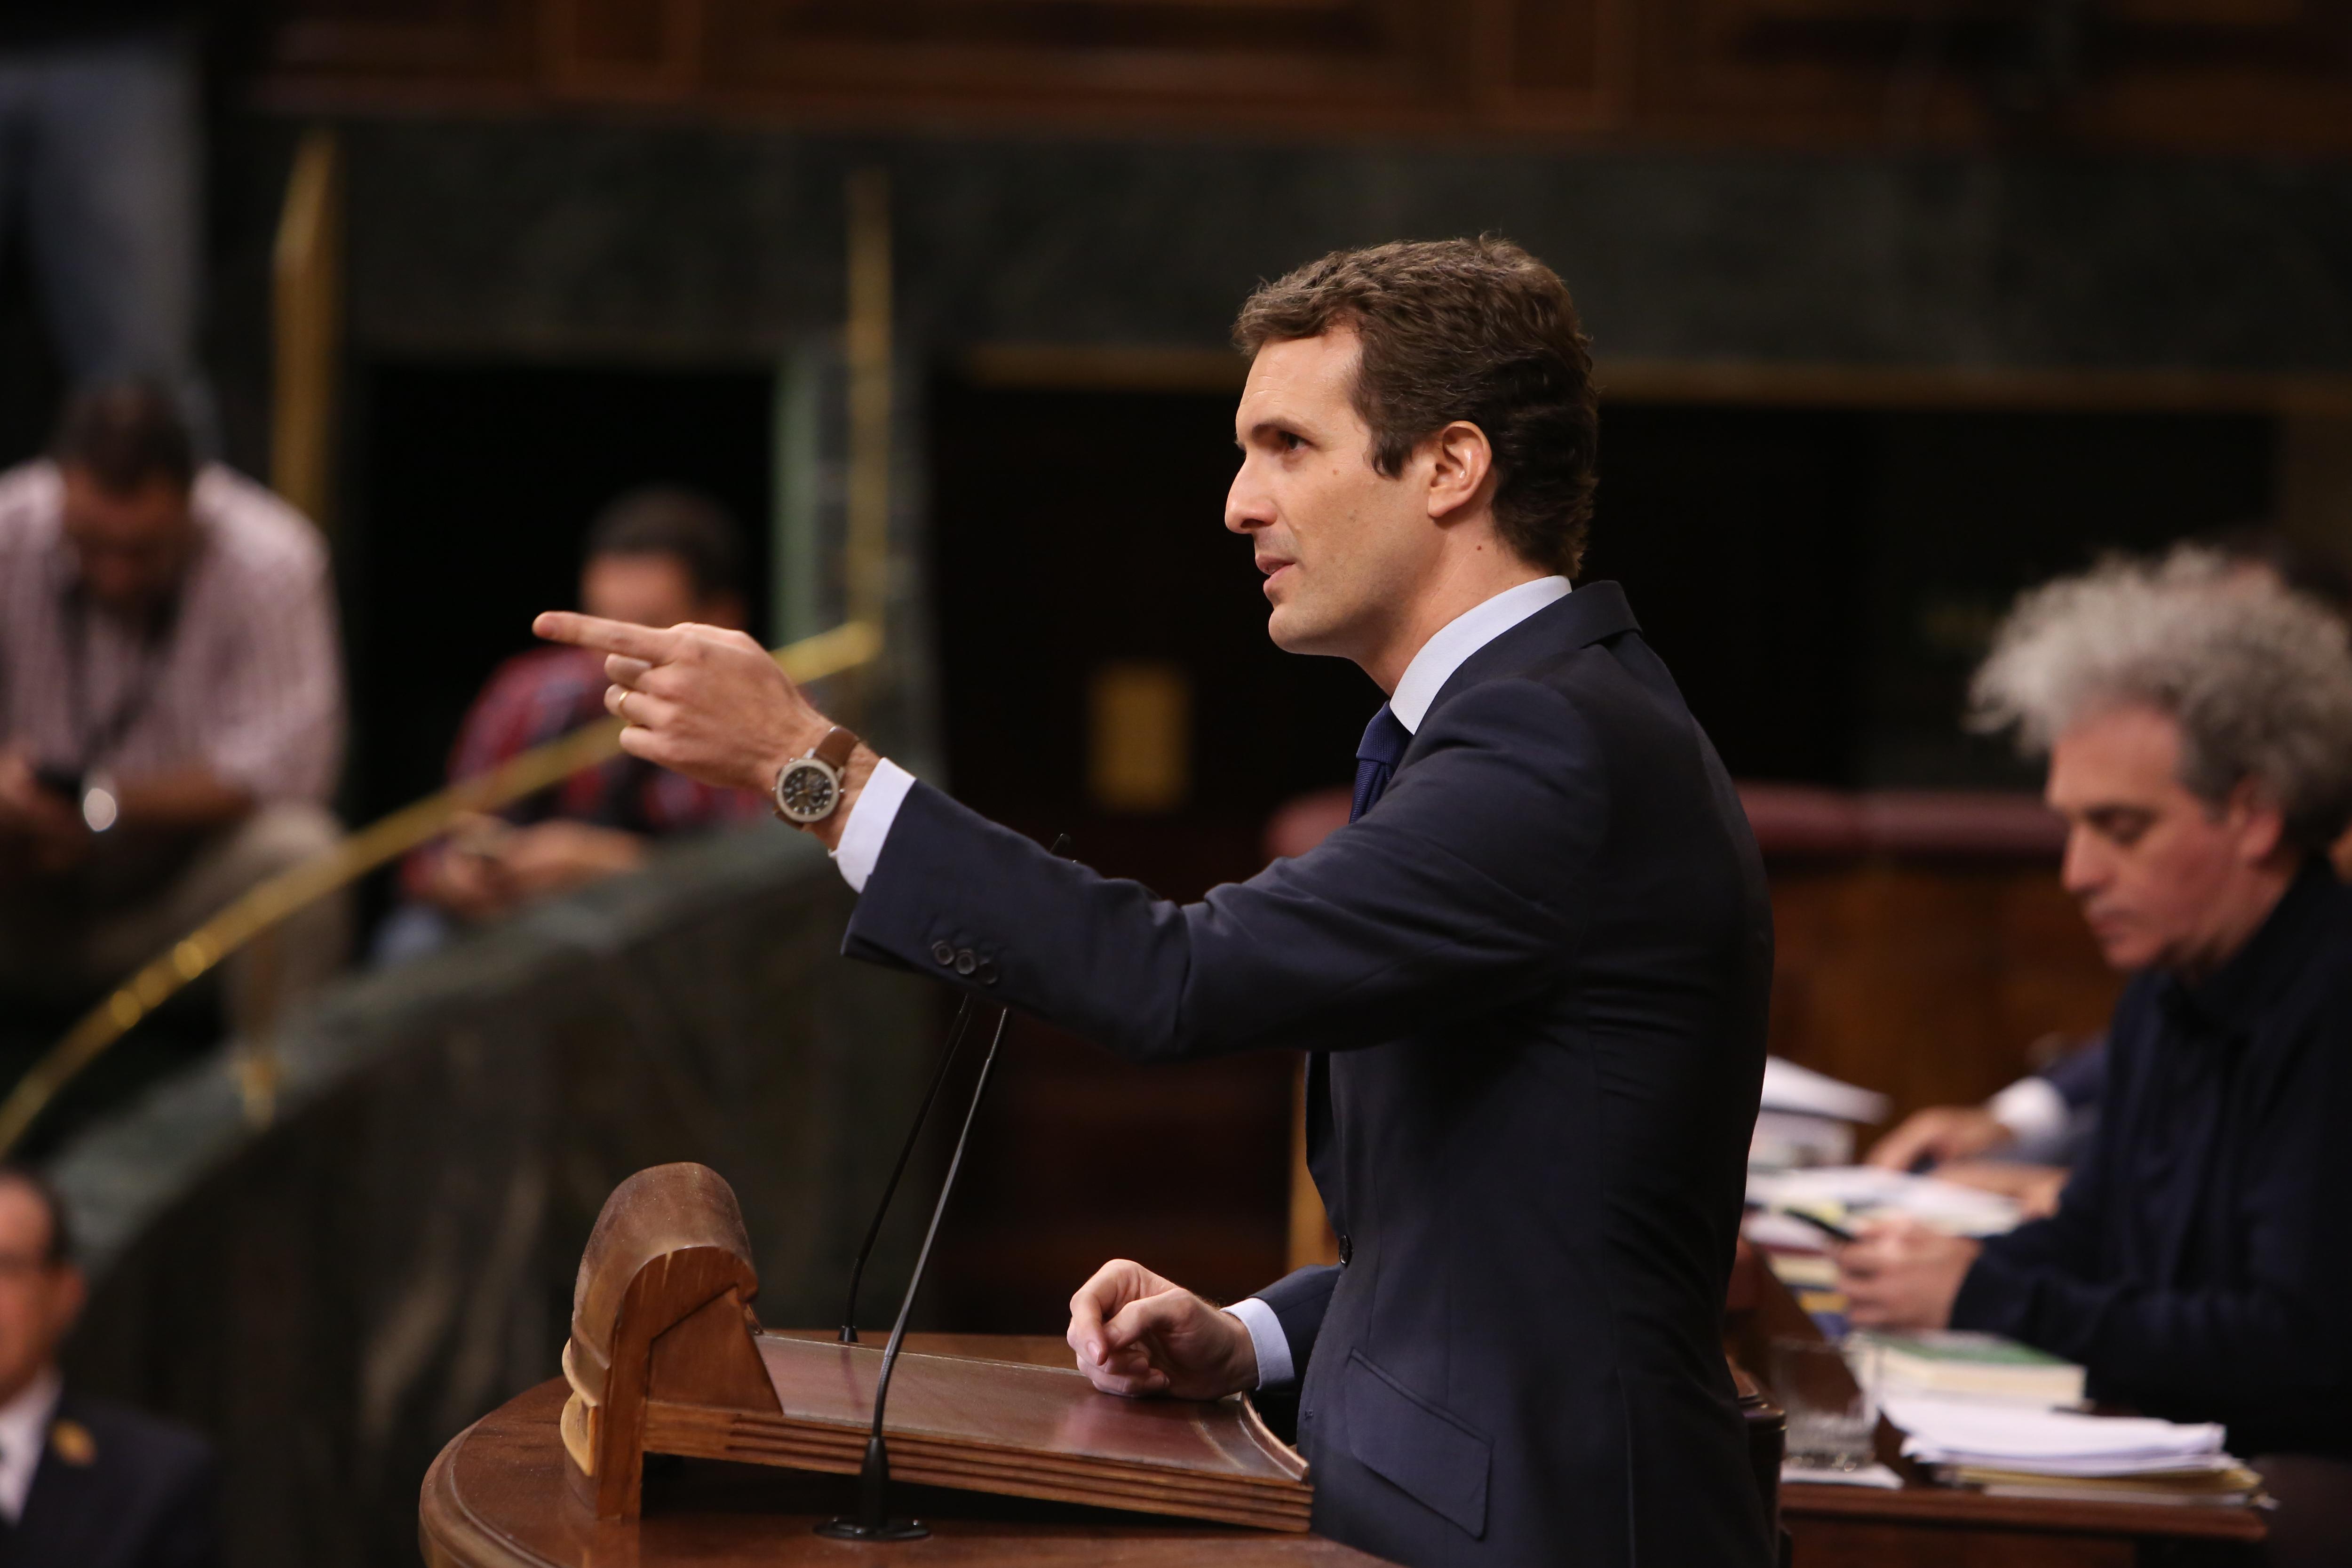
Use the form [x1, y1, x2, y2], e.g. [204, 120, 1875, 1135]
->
[559, 1161, 1312, 1532]
[562, 1162, 783, 1518]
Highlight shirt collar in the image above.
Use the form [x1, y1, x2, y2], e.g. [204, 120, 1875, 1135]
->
[1389, 576, 1573, 734]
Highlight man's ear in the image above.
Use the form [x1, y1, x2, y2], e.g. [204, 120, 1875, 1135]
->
[1423, 421, 1494, 525]
[2224, 777, 2288, 866]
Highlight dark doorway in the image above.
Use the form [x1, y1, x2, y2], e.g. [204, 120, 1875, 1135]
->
[343, 362, 775, 832]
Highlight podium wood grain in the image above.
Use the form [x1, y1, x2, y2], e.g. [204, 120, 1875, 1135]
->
[421, 1374, 1387, 1568]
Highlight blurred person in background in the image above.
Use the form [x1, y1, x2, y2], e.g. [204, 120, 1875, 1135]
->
[0, 0, 211, 450]
[0, 382, 345, 1041]
[373, 487, 763, 966]
[0, 1165, 218, 1566]
[1867, 528, 2352, 1218]
[1835, 547, 2352, 1566]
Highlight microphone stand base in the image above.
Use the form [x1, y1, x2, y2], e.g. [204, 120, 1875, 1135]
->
[814, 1517, 930, 1542]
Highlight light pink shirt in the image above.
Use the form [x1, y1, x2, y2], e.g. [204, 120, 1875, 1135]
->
[0, 460, 344, 803]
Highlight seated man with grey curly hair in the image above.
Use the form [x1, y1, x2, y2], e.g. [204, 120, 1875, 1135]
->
[1837, 546, 2352, 1545]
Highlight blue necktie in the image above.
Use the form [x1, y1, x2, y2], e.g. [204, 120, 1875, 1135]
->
[1351, 704, 1410, 822]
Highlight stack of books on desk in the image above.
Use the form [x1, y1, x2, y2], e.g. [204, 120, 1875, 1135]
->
[1855, 1329, 2086, 1406]
[1885, 1393, 2261, 1507]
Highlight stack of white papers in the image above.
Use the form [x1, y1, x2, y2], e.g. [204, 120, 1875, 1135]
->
[1760, 1058, 1891, 1123]
[1885, 1393, 2231, 1477]
[1747, 1165, 2023, 1239]
[1751, 1060, 1893, 1173]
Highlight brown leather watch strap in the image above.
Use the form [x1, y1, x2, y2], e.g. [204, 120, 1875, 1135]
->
[812, 725, 859, 772]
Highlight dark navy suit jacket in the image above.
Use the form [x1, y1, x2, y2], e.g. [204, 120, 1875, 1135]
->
[3, 1391, 219, 1568]
[845, 583, 1775, 1567]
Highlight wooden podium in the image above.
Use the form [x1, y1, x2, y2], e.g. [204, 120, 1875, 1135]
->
[422, 1163, 1360, 1568]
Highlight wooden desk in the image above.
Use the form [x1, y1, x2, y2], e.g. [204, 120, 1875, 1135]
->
[421, 1337, 1387, 1568]
[1782, 1475, 2265, 1566]
[1727, 1244, 2268, 1567]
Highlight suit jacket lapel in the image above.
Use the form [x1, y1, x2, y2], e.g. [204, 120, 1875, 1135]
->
[13, 1396, 106, 1567]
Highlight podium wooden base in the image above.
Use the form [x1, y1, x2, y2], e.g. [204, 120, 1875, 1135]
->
[422, 1364, 1388, 1568]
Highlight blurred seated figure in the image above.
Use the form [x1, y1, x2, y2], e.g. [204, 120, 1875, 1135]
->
[0, 382, 346, 1042]
[1835, 548, 2352, 1566]
[374, 487, 763, 965]
[1866, 528, 2352, 1220]
[0, 1164, 219, 1566]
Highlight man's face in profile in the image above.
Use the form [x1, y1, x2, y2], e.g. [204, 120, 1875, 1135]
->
[0, 1183, 80, 1406]
[2048, 703, 2278, 973]
[61, 465, 196, 620]
[1225, 328, 1440, 663]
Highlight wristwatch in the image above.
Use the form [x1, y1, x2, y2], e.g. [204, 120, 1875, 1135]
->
[773, 726, 860, 826]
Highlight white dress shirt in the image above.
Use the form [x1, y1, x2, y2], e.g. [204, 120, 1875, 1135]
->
[0, 1365, 62, 1523]
[828, 574, 1574, 1385]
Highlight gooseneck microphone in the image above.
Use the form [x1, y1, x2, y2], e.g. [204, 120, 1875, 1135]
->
[817, 834, 1070, 1543]
[816, 1004, 1013, 1541]
[840, 995, 981, 1344]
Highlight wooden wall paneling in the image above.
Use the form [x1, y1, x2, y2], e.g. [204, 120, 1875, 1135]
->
[698, 0, 1478, 127]
[1762, 861, 2119, 1130]
[268, 0, 538, 96]
[547, 0, 707, 100]
[1471, 0, 1621, 133]
[1630, 0, 2352, 153]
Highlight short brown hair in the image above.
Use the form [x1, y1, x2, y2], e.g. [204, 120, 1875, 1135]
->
[53, 379, 195, 497]
[1232, 237, 1599, 576]
[584, 486, 745, 601]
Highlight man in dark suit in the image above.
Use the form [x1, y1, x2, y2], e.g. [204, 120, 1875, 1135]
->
[0, 1166, 217, 1568]
[539, 238, 1775, 1567]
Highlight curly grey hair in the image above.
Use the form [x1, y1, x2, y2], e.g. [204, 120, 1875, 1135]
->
[1970, 545, 2352, 853]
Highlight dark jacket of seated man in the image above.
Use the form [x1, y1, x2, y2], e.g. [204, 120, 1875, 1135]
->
[1954, 859, 2352, 1457]
[845, 585, 1776, 1568]
[0, 1167, 218, 1568]
[1, 1383, 219, 1568]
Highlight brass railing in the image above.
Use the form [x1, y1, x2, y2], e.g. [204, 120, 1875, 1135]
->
[0, 620, 881, 1156]
[0, 156, 903, 1157]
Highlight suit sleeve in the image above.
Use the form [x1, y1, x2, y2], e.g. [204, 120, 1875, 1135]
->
[843, 678, 1606, 1065]
[2038, 1035, 2107, 1111]
[1255, 1265, 1341, 1385]
[141, 1443, 223, 1568]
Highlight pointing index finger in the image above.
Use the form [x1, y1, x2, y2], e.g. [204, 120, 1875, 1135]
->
[534, 612, 684, 663]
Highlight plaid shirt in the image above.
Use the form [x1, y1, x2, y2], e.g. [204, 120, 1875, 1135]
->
[0, 459, 343, 802]
[401, 646, 763, 896]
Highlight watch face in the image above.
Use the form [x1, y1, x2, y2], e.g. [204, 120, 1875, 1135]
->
[776, 759, 840, 823]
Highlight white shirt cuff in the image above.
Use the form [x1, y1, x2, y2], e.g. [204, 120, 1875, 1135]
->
[1987, 1075, 2069, 1152]
[1222, 1297, 1295, 1389]
[830, 757, 917, 893]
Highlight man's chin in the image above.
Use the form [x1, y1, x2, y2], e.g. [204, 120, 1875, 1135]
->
[1265, 603, 1343, 657]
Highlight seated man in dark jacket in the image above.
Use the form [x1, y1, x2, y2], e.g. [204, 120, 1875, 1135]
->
[1836, 546, 2352, 1565]
[0, 1165, 217, 1567]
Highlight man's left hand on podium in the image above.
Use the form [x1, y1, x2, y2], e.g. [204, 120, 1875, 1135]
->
[1066, 1259, 1261, 1401]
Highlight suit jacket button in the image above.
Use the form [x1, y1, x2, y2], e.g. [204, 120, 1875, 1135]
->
[954, 948, 978, 976]
[974, 959, 999, 985]
[1336, 1232, 1352, 1266]
[931, 940, 956, 966]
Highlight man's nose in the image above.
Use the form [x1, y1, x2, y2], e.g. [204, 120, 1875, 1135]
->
[2059, 826, 2104, 895]
[1225, 464, 1270, 536]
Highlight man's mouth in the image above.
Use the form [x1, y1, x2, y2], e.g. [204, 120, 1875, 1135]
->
[1256, 555, 1295, 593]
